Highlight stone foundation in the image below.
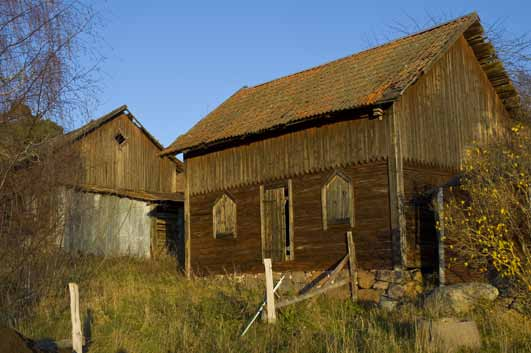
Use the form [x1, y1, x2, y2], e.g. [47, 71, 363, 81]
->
[282, 268, 424, 308]
[220, 268, 426, 309]
[357, 269, 424, 308]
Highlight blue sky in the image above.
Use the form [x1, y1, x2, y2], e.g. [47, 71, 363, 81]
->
[82, 0, 530, 147]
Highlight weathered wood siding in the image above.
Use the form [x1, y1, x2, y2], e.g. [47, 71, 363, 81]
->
[63, 189, 154, 257]
[395, 35, 510, 169]
[186, 116, 388, 195]
[189, 161, 392, 274]
[75, 114, 176, 192]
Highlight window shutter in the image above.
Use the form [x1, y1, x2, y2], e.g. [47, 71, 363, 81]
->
[322, 171, 354, 230]
[212, 194, 237, 238]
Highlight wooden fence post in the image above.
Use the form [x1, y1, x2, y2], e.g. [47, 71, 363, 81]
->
[263, 258, 276, 323]
[69, 283, 83, 353]
[436, 187, 446, 286]
[347, 231, 358, 301]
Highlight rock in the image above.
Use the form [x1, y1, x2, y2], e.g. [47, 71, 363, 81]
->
[424, 283, 499, 314]
[417, 318, 481, 353]
[289, 271, 306, 284]
[376, 270, 405, 283]
[387, 284, 405, 299]
[379, 296, 398, 311]
[373, 280, 389, 290]
[403, 281, 421, 299]
[358, 289, 383, 303]
[411, 270, 423, 283]
[357, 270, 376, 289]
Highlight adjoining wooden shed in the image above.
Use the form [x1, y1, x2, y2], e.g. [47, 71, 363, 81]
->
[59, 106, 184, 262]
[162, 13, 518, 280]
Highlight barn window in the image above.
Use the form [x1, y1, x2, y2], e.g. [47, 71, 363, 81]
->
[212, 193, 237, 239]
[114, 132, 126, 145]
[322, 171, 354, 230]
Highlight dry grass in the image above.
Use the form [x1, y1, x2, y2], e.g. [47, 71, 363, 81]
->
[16, 258, 531, 353]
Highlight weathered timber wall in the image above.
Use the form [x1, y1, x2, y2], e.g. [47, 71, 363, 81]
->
[63, 189, 154, 258]
[402, 162, 455, 270]
[186, 116, 388, 195]
[189, 161, 392, 274]
[395, 35, 510, 169]
[75, 114, 177, 192]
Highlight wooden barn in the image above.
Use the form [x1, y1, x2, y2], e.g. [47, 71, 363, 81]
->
[161, 13, 519, 279]
[59, 105, 185, 261]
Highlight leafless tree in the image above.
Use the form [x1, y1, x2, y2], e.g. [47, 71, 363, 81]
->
[0, 0, 102, 324]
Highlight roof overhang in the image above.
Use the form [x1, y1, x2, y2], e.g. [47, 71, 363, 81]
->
[72, 184, 184, 203]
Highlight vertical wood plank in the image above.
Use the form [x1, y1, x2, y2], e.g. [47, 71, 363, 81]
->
[184, 159, 191, 277]
[288, 179, 295, 260]
[436, 187, 446, 286]
[260, 185, 265, 259]
[263, 258, 276, 323]
[346, 232, 358, 301]
[387, 105, 408, 269]
[69, 283, 83, 353]
[321, 181, 328, 231]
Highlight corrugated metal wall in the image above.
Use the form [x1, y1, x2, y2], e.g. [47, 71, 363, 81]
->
[63, 189, 154, 258]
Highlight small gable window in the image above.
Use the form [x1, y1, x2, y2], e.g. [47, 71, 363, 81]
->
[322, 171, 354, 230]
[213, 193, 237, 239]
[114, 132, 126, 145]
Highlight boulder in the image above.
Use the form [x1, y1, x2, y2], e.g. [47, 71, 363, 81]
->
[358, 289, 383, 303]
[387, 284, 405, 299]
[357, 270, 376, 289]
[411, 270, 423, 283]
[424, 283, 499, 314]
[403, 281, 422, 299]
[417, 318, 481, 353]
[289, 271, 307, 284]
[372, 280, 389, 290]
[376, 270, 405, 283]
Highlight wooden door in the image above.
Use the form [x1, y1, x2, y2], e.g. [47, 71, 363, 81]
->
[262, 187, 287, 261]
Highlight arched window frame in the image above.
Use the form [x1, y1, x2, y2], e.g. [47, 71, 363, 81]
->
[212, 193, 237, 239]
[321, 170, 354, 230]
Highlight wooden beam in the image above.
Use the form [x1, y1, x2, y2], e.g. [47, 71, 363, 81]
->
[436, 187, 446, 286]
[317, 254, 349, 289]
[287, 179, 295, 260]
[386, 105, 408, 269]
[260, 185, 265, 259]
[184, 159, 191, 277]
[69, 283, 83, 353]
[276, 278, 350, 309]
[263, 258, 276, 323]
[347, 231, 358, 301]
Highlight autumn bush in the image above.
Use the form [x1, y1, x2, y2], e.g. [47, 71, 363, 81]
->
[441, 123, 531, 296]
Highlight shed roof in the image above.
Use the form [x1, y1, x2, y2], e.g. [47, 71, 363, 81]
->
[163, 13, 518, 155]
[74, 184, 184, 203]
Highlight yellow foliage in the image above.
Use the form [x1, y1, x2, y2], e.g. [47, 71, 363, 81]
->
[443, 123, 531, 293]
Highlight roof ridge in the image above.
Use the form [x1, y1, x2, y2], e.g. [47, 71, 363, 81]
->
[65, 104, 128, 138]
[247, 12, 478, 91]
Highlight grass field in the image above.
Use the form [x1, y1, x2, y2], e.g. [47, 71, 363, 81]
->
[16, 258, 531, 353]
